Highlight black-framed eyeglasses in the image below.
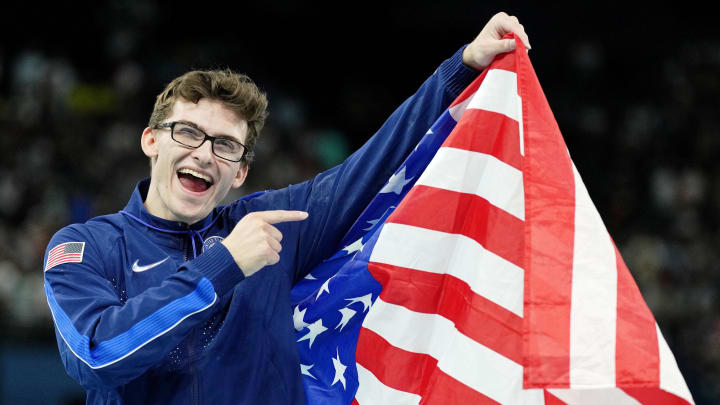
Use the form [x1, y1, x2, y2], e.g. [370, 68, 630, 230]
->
[153, 121, 248, 162]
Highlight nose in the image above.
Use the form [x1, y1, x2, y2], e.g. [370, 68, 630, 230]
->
[190, 139, 214, 166]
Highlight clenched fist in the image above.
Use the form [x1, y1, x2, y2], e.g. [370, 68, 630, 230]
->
[462, 12, 531, 71]
[221, 210, 309, 277]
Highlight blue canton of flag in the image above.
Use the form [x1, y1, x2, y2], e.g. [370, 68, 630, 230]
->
[290, 110, 458, 404]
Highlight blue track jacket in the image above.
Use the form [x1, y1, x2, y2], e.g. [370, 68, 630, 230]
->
[43, 47, 476, 404]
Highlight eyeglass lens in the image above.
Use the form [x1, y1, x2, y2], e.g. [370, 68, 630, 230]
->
[172, 123, 245, 161]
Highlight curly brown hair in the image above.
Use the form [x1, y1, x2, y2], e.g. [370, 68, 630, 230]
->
[149, 69, 268, 165]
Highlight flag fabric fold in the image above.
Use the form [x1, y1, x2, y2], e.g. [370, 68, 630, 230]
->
[290, 35, 694, 405]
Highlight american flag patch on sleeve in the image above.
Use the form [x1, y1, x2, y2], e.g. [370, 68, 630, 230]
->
[45, 242, 85, 271]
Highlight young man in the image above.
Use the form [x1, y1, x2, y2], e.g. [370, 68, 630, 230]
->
[44, 13, 530, 404]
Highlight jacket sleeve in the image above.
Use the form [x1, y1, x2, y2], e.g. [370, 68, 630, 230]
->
[43, 224, 243, 390]
[232, 46, 477, 282]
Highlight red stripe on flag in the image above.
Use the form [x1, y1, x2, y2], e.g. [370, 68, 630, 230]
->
[622, 388, 692, 405]
[47, 253, 81, 263]
[351, 399, 359, 405]
[444, 109, 522, 170]
[517, 37, 574, 386]
[486, 50, 518, 74]
[356, 328, 501, 404]
[615, 245, 660, 385]
[46, 254, 83, 270]
[367, 261, 523, 364]
[46, 257, 82, 266]
[543, 390, 568, 405]
[388, 185, 524, 269]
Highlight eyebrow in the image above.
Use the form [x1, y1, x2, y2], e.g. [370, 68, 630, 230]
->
[177, 120, 243, 142]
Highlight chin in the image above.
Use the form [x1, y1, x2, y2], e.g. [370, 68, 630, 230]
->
[169, 199, 212, 224]
[168, 180, 218, 223]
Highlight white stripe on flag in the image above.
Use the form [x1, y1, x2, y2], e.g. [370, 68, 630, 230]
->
[522, 389, 547, 405]
[516, 79, 524, 157]
[415, 147, 525, 220]
[448, 94, 473, 122]
[449, 68, 523, 153]
[355, 363, 421, 405]
[370, 223, 524, 316]
[548, 388, 641, 405]
[569, 163, 618, 387]
[363, 298, 524, 404]
[466, 69, 520, 122]
[657, 324, 695, 404]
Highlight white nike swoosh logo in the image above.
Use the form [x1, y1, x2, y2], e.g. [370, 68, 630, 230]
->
[132, 257, 169, 273]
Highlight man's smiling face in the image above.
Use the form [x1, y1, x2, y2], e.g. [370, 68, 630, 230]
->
[141, 98, 249, 224]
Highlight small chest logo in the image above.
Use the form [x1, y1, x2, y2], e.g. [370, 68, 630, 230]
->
[131, 257, 169, 273]
[203, 236, 225, 252]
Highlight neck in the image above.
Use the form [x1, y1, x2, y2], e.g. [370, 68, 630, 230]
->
[144, 177, 177, 221]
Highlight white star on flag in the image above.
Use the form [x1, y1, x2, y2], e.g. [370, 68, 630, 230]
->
[300, 363, 316, 379]
[297, 319, 327, 349]
[379, 166, 413, 195]
[362, 206, 396, 231]
[331, 348, 347, 390]
[345, 293, 373, 312]
[304, 273, 316, 280]
[293, 305, 309, 331]
[335, 307, 357, 331]
[315, 276, 334, 300]
[362, 218, 380, 232]
[341, 238, 364, 255]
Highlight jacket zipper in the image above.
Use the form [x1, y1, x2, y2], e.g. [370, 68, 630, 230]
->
[184, 236, 200, 405]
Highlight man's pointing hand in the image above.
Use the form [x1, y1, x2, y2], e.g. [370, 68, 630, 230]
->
[222, 210, 309, 277]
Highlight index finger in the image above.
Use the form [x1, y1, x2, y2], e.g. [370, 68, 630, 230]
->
[255, 210, 309, 225]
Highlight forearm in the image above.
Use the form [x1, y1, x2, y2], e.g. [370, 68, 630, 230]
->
[293, 46, 478, 277]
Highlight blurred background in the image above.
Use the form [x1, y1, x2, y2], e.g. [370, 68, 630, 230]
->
[1, 1, 718, 404]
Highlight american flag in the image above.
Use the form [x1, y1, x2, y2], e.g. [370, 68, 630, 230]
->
[290, 35, 694, 404]
[45, 242, 85, 272]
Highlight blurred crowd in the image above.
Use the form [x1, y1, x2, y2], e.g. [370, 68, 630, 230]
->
[1, 3, 719, 403]
[0, 47, 351, 336]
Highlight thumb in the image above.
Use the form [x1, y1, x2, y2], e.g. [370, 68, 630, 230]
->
[496, 38, 516, 53]
[469, 39, 516, 70]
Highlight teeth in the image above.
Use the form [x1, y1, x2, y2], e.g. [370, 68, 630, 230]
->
[178, 168, 212, 184]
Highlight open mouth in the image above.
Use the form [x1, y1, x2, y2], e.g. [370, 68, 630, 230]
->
[177, 168, 214, 193]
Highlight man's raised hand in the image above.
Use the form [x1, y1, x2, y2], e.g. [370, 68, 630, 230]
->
[221, 210, 309, 277]
[462, 12, 531, 71]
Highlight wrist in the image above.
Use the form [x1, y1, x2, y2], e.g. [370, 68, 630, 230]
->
[183, 244, 245, 296]
[461, 46, 474, 68]
[439, 45, 480, 98]
[220, 240, 250, 277]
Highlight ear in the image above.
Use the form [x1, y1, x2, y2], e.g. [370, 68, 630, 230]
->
[140, 127, 159, 160]
[231, 164, 248, 189]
